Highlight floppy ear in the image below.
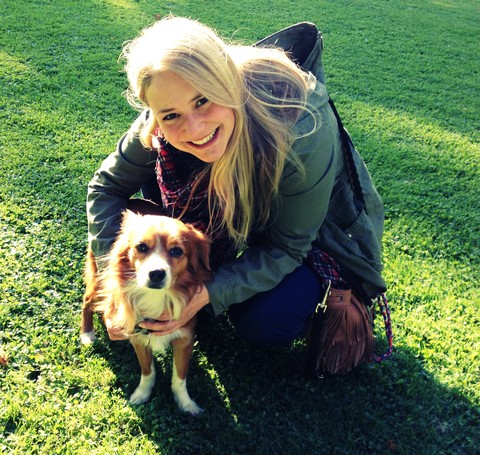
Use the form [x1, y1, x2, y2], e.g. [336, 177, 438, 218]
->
[100, 210, 139, 332]
[185, 224, 212, 280]
[106, 210, 140, 272]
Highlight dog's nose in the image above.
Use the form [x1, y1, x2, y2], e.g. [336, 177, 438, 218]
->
[148, 269, 166, 286]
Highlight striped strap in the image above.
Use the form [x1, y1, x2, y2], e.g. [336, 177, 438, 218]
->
[373, 293, 395, 362]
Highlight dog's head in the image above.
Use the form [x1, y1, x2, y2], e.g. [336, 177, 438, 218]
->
[116, 210, 211, 288]
[102, 211, 212, 328]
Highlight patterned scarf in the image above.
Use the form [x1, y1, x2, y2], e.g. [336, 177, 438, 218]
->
[307, 248, 348, 291]
[154, 137, 237, 269]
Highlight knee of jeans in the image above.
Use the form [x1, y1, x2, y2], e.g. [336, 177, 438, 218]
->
[237, 324, 273, 345]
[228, 308, 270, 345]
[229, 308, 296, 346]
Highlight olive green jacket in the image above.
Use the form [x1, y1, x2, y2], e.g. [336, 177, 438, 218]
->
[87, 27, 386, 314]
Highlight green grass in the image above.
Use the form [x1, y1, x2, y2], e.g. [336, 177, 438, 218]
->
[1, 0, 479, 453]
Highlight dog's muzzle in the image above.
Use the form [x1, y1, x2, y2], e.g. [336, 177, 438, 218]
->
[147, 269, 166, 288]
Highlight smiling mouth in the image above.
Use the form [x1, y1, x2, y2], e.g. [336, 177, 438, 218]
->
[190, 128, 218, 146]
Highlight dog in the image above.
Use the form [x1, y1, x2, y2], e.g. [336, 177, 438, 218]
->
[80, 206, 211, 415]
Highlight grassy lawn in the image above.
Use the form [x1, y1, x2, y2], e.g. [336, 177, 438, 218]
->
[1, 0, 478, 453]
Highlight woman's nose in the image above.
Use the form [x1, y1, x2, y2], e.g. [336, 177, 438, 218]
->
[184, 113, 205, 137]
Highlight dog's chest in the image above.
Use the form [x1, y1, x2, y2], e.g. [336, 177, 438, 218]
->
[134, 329, 186, 354]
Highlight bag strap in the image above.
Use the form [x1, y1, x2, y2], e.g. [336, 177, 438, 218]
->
[328, 98, 367, 212]
[373, 294, 395, 362]
[328, 101, 394, 363]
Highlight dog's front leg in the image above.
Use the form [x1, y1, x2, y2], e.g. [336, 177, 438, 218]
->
[171, 319, 203, 415]
[129, 338, 156, 404]
[80, 302, 96, 345]
[80, 250, 99, 345]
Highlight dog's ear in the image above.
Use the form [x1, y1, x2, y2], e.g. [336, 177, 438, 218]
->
[107, 210, 139, 268]
[121, 208, 142, 226]
[185, 225, 212, 278]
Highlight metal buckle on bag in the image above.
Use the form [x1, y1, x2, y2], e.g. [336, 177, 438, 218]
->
[315, 280, 332, 313]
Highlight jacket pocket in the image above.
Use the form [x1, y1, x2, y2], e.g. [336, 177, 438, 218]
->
[322, 209, 383, 272]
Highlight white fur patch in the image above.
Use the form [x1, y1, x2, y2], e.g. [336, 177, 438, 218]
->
[125, 284, 186, 322]
[132, 329, 186, 354]
[171, 364, 203, 415]
[80, 331, 96, 345]
[129, 362, 156, 404]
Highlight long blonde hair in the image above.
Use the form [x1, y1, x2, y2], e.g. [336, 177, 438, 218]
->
[122, 16, 316, 247]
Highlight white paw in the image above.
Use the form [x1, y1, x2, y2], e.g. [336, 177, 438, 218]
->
[80, 331, 96, 345]
[129, 386, 152, 405]
[172, 377, 203, 415]
[174, 394, 204, 415]
[129, 370, 156, 405]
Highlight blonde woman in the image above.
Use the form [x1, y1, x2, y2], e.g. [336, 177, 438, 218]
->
[87, 17, 386, 351]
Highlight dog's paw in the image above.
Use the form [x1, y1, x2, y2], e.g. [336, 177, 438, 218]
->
[178, 399, 204, 416]
[173, 391, 204, 415]
[129, 371, 156, 405]
[80, 331, 96, 345]
[129, 387, 151, 405]
[171, 374, 203, 415]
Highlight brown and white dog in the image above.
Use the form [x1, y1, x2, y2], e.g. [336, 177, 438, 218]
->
[80, 207, 211, 415]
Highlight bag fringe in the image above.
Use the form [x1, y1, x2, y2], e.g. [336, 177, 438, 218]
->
[310, 288, 375, 376]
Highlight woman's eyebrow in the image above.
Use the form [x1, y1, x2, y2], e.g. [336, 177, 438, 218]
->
[158, 94, 203, 114]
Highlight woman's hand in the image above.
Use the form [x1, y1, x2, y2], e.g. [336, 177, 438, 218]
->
[138, 285, 211, 336]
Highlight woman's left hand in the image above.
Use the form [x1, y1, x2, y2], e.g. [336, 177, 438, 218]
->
[138, 285, 210, 336]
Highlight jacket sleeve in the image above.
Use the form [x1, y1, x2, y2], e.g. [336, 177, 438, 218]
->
[87, 111, 158, 256]
[206, 92, 341, 314]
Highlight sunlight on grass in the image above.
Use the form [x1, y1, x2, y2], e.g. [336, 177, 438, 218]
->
[350, 100, 479, 162]
[196, 348, 240, 424]
[101, 0, 139, 10]
[382, 246, 479, 402]
[0, 51, 30, 78]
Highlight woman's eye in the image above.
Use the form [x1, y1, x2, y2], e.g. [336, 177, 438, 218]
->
[196, 97, 208, 108]
[136, 243, 149, 254]
[163, 113, 178, 121]
[169, 247, 183, 258]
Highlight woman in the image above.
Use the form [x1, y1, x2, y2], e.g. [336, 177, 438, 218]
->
[87, 17, 386, 346]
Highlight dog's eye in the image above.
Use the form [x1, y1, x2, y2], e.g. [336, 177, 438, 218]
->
[169, 246, 183, 258]
[136, 243, 149, 254]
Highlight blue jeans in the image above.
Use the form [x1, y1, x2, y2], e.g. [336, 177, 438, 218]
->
[227, 263, 323, 346]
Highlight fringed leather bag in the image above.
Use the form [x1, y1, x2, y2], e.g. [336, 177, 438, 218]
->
[306, 282, 374, 377]
[306, 283, 394, 378]
[305, 251, 394, 378]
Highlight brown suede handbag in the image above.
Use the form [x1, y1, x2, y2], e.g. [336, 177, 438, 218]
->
[306, 282, 375, 377]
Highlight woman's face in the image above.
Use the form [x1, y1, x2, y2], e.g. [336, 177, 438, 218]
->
[145, 71, 236, 163]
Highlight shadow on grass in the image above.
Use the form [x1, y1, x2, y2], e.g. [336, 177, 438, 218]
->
[90, 313, 479, 455]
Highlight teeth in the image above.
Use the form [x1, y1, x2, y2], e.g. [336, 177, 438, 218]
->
[191, 128, 217, 145]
